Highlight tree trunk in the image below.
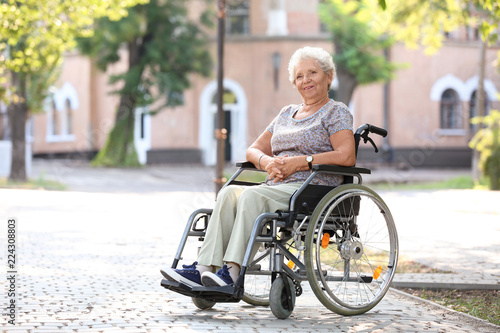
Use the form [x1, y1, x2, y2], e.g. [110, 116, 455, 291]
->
[336, 67, 358, 105]
[92, 39, 142, 167]
[116, 93, 137, 165]
[333, 37, 357, 105]
[472, 38, 487, 183]
[91, 92, 140, 167]
[8, 72, 29, 182]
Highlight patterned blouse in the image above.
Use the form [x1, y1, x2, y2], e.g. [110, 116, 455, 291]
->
[266, 99, 353, 186]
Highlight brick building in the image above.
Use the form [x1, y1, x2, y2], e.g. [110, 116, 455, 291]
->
[16, 0, 500, 169]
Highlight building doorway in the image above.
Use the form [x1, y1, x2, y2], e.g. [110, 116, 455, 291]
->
[199, 79, 247, 166]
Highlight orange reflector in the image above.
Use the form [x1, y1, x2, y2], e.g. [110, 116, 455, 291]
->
[321, 233, 330, 249]
[373, 266, 382, 280]
[287, 260, 295, 269]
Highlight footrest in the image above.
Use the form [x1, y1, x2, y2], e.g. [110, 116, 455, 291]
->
[160, 279, 243, 303]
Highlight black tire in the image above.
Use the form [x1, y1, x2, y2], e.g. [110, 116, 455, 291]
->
[269, 276, 296, 319]
[305, 184, 398, 315]
[191, 297, 216, 310]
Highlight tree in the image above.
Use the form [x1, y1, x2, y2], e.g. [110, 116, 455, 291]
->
[469, 110, 500, 190]
[466, 0, 500, 183]
[318, 0, 401, 105]
[383, 0, 464, 54]
[77, 0, 213, 167]
[0, 0, 146, 181]
[384, 0, 500, 183]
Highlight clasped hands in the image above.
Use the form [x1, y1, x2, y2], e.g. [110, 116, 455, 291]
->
[264, 155, 296, 183]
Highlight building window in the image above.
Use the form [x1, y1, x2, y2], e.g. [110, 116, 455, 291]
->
[470, 90, 490, 129]
[440, 89, 461, 129]
[65, 99, 73, 135]
[226, 0, 249, 35]
[166, 90, 184, 107]
[50, 100, 59, 136]
[45, 83, 78, 142]
[0, 102, 9, 140]
[467, 26, 480, 41]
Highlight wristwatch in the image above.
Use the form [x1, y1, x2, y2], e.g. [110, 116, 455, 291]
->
[306, 155, 314, 170]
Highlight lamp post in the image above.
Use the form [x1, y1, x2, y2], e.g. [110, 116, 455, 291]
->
[272, 52, 281, 91]
[215, 0, 226, 194]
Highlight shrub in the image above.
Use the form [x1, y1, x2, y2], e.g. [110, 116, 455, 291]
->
[469, 110, 500, 190]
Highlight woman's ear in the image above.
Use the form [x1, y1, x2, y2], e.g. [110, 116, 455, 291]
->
[327, 71, 333, 84]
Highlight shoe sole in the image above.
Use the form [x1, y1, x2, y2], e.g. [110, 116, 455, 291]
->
[160, 268, 201, 288]
[201, 272, 231, 287]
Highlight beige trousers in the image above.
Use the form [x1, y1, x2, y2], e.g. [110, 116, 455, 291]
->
[197, 183, 302, 267]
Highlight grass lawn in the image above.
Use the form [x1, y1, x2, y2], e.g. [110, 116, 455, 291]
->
[396, 258, 499, 326]
[398, 288, 500, 326]
[0, 173, 66, 191]
[371, 175, 489, 191]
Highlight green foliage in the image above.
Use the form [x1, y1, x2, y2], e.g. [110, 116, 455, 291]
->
[0, 0, 147, 112]
[385, 0, 500, 53]
[77, 0, 213, 113]
[473, 0, 500, 44]
[319, 0, 400, 85]
[77, 0, 213, 167]
[469, 110, 500, 190]
[386, 0, 464, 54]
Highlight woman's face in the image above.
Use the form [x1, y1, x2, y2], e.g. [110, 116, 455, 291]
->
[294, 59, 332, 103]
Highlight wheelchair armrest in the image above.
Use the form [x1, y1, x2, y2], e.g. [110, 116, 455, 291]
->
[312, 164, 371, 175]
[235, 162, 370, 175]
[235, 161, 257, 169]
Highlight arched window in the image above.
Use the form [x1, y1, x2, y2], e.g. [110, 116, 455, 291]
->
[440, 89, 461, 129]
[469, 90, 490, 126]
[45, 83, 77, 142]
[51, 100, 59, 136]
[65, 99, 73, 135]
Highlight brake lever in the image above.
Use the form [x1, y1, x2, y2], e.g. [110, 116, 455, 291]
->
[363, 136, 379, 153]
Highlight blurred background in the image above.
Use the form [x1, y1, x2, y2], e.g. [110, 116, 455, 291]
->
[1, 0, 499, 189]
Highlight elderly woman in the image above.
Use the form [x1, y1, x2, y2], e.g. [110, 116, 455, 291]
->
[161, 46, 355, 287]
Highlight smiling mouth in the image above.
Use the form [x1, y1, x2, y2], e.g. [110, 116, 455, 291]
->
[304, 86, 314, 90]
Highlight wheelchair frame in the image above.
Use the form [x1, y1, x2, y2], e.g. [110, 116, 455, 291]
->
[161, 124, 399, 319]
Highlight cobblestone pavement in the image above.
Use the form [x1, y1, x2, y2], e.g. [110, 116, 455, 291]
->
[1, 160, 499, 332]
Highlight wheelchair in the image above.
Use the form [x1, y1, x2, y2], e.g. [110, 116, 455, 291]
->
[161, 123, 399, 319]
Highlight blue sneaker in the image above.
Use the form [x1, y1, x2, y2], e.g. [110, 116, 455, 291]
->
[160, 262, 202, 287]
[201, 265, 234, 287]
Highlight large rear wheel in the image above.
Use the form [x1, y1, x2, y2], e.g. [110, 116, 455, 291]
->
[304, 185, 398, 315]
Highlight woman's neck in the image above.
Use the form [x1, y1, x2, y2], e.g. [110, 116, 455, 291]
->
[293, 95, 330, 120]
[301, 95, 330, 113]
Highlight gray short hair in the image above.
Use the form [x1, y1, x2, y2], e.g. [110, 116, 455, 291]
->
[288, 46, 336, 87]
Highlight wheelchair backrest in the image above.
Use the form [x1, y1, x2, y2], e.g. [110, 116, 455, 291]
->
[290, 184, 360, 217]
[287, 123, 387, 220]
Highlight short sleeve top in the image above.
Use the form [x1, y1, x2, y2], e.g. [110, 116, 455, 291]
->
[265, 99, 353, 186]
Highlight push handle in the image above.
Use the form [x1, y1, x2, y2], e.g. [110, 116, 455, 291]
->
[355, 123, 388, 154]
[367, 124, 387, 138]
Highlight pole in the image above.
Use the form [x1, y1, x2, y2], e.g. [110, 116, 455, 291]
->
[382, 46, 392, 164]
[215, 0, 226, 194]
[472, 37, 487, 183]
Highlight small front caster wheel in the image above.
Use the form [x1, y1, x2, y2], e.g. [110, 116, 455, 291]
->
[192, 297, 216, 310]
[269, 276, 296, 319]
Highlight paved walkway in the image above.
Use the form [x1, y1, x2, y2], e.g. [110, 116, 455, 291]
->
[0, 160, 499, 332]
